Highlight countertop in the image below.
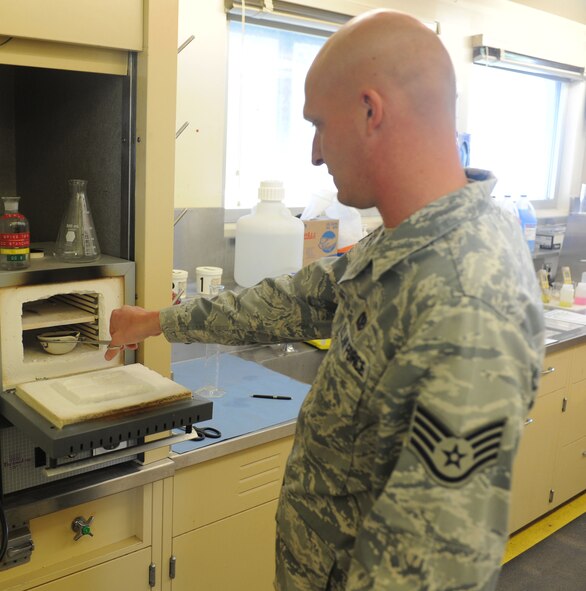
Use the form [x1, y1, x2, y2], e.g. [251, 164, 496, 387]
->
[8, 314, 586, 519]
[169, 354, 310, 470]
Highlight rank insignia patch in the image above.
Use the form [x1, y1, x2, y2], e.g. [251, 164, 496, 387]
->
[408, 404, 506, 487]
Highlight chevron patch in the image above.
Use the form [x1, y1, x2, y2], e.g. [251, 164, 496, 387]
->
[408, 404, 506, 487]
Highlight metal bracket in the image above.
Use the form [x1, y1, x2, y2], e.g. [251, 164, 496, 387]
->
[0, 525, 34, 571]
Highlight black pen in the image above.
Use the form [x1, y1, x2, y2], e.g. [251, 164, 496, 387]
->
[251, 394, 292, 400]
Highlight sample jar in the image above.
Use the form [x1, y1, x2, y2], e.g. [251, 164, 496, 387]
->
[195, 266, 223, 295]
[172, 269, 188, 304]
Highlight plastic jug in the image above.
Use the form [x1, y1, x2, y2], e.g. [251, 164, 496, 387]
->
[234, 180, 304, 288]
[500, 195, 520, 223]
[517, 194, 537, 254]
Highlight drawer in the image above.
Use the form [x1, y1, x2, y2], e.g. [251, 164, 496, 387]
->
[16, 548, 151, 591]
[0, 0, 143, 51]
[173, 436, 293, 536]
[0, 485, 152, 591]
[538, 349, 571, 397]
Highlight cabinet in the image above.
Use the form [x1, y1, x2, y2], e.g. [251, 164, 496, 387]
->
[0, 0, 143, 51]
[0, 484, 155, 591]
[168, 436, 294, 591]
[509, 342, 586, 532]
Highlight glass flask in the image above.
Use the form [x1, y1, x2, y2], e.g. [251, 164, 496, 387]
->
[54, 179, 101, 262]
[0, 196, 30, 270]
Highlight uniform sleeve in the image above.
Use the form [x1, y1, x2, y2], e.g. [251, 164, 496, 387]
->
[346, 297, 543, 591]
[159, 256, 344, 345]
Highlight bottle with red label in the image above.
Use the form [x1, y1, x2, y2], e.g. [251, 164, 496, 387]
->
[0, 196, 30, 270]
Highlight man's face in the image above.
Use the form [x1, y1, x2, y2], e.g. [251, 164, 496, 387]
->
[303, 73, 368, 209]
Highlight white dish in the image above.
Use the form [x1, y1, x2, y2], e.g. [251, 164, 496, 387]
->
[37, 330, 80, 355]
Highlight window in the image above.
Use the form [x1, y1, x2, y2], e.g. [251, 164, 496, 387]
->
[224, 20, 332, 210]
[467, 65, 563, 201]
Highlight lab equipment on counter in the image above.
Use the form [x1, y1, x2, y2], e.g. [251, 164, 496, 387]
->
[54, 179, 101, 262]
[0, 196, 30, 270]
[574, 273, 586, 305]
[517, 195, 537, 254]
[172, 269, 188, 303]
[195, 266, 222, 295]
[234, 180, 304, 288]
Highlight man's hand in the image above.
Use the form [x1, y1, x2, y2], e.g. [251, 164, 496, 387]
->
[105, 305, 163, 361]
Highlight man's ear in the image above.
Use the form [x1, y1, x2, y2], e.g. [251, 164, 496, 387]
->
[362, 90, 383, 131]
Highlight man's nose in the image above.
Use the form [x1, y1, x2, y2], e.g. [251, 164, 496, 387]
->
[312, 131, 324, 166]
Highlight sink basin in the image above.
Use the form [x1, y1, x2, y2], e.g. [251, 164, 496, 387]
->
[234, 343, 327, 385]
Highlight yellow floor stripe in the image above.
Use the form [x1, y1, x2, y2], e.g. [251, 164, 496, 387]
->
[503, 492, 586, 563]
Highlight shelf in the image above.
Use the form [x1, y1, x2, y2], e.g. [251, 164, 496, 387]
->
[22, 300, 96, 330]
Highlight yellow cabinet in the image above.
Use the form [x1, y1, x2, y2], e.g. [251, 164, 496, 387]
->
[169, 436, 294, 591]
[0, 485, 153, 591]
[172, 500, 278, 591]
[509, 342, 586, 532]
[0, 0, 143, 50]
[23, 548, 152, 591]
[508, 388, 563, 532]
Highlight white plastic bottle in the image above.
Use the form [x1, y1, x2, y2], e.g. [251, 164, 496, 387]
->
[234, 180, 304, 288]
[500, 195, 521, 223]
[516, 194, 537, 254]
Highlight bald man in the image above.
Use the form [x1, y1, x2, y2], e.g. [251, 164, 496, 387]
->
[107, 10, 544, 590]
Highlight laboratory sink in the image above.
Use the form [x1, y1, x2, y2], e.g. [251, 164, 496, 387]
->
[234, 343, 327, 385]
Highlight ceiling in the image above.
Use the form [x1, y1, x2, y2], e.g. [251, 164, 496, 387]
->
[510, 0, 586, 25]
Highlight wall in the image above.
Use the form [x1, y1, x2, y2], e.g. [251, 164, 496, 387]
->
[175, 0, 586, 208]
[173, 0, 586, 289]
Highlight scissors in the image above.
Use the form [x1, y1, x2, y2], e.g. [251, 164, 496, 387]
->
[192, 426, 222, 441]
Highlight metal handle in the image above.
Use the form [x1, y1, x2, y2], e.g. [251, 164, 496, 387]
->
[175, 121, 189, 139]
[6, 540, 34, 559]
[178, 34, 195, 54]
[524, 418, 535, 426]
[45, 429, 200, 477]
[541, 366, 556, 376]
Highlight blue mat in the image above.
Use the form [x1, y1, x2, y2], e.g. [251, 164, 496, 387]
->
[171, 354, 310, 453]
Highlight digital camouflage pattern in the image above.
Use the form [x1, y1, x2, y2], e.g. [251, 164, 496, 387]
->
[160, 169, 545, 590]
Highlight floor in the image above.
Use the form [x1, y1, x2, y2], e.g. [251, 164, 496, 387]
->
[503, 491, 586, 563]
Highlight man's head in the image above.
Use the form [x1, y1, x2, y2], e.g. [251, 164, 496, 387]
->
[304, 9, 467, 226]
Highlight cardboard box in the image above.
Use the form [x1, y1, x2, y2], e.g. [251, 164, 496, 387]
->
[303, 218, 339, 266]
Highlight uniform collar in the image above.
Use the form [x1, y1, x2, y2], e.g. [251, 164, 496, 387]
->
[341, 169, 497, 283]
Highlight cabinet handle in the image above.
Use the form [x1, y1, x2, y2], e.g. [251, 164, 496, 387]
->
[524, 418, 535, 426]
[541, 366, 556, 376]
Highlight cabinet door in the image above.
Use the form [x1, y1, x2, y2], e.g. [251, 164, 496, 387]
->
[172, 500, 278, 591]
[28, 548, 152, 591]
[551, 435, 586, 506]
[508, 389, 563, 533]
[560, 379, 586, 447]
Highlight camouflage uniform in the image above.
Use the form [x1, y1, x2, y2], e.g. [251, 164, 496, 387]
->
[160, 169, 544, 591]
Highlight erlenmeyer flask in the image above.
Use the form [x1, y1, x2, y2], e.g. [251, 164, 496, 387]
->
[54, 179, 101, 262]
